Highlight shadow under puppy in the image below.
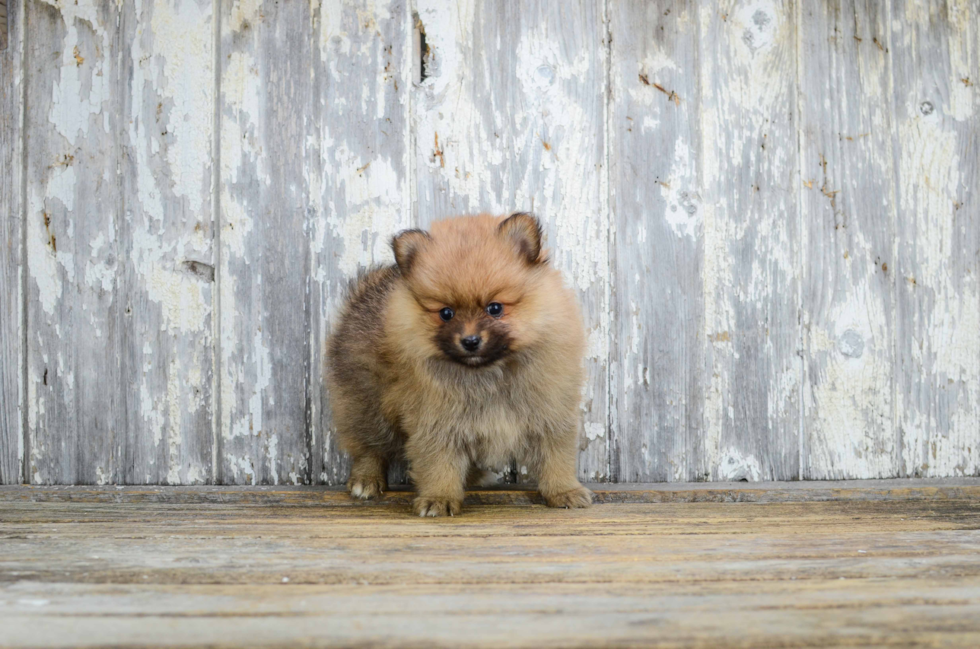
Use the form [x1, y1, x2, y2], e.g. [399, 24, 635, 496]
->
[327, 212, 592, 517]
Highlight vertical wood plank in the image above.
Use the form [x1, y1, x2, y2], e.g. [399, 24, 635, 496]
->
[413, 0, 610, 481]
[117, 0, 216, 484]
[310, 1, 413, 485]
[799, 0, 898, 479]
[0, 0, 24, 484]
[699, 0, 801, 481]
[26, 0, 123, 484]
[26, 0, 216, 484]
[218, 0, 314, 484]
[892, 0, 980, 478]
[608, 1, 703, 482]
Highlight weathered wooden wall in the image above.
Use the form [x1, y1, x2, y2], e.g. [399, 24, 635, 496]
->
[0, 0, 977, 485]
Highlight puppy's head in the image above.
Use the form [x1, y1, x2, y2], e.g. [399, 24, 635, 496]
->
[389, 213, 548, 368]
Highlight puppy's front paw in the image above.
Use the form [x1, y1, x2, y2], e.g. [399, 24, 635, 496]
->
[413, 496, 462, 517]
[544, 485, 594, 509]
[348, 477, 385, 500]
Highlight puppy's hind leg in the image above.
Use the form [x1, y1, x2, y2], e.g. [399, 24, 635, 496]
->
[347, 453, 388, 500]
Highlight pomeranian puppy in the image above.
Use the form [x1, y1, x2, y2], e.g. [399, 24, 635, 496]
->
[327, 212, 592, 517]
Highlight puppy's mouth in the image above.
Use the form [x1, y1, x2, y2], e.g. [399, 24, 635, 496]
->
[446, 352, 503, 369]
[443, 346, 509, 368]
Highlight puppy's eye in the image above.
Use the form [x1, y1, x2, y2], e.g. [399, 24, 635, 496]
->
[439, 307, 455, 322]
[486, 302, 504, 318]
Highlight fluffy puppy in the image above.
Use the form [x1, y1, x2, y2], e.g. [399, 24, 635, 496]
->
[327, 212, 592, 517]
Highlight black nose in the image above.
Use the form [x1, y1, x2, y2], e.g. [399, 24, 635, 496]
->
[461, 335, 482, 352]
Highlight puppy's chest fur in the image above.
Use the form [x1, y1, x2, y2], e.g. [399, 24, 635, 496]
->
[384, 357, 543, 467]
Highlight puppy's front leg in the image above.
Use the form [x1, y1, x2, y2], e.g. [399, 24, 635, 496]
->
[537, 424, 593, 509]
[406, 435, 468, 517]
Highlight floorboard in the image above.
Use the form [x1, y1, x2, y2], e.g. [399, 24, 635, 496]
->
[2, 481, 979, 647]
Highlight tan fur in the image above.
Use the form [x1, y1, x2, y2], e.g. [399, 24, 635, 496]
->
[327, 213, 591, 517]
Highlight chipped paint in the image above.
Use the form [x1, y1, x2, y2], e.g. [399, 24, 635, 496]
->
[146, 0, 213, 213]
[323, 150, 402, 277]
[660, 138, 699, 239]
[798, 1, 900, 481]
[584, 423, 605, 442]
[7, 0, 980, 486]
[27, 187, 65, 317]
[42, 0, 109, 147]
[718, 447, 763, 482]
[805, 288, 894, 478]
[699, 0, 800, 481]
[895, 78, 979, 477]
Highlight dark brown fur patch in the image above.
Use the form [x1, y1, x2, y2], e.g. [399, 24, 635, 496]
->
[433, 309, 514, 367]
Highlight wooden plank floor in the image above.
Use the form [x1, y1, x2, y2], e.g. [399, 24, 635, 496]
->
[2, 480, 979, 648]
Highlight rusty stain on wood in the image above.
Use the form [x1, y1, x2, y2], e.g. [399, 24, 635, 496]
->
[432, 131, 445, 167]
[638, 72, 681, 105]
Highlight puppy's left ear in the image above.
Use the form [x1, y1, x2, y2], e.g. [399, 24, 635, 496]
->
[498, 212, 543, 264]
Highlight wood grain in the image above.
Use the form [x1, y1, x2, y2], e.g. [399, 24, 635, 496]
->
[25, 0, 124, 484]
[891, 0, 980, 479]
[310, 1, 414, 486]
[412, 0, 610, 481]
[799, 0, 898, 478]
[116, 0, 216, 484]
[699, 0, 802, 481]
[217, 0, 314, 484]
[0, 0, 22, 484]
[24, 0, 215, 485]
[609, 0, 703, 482]
[1, 485, 979, 647]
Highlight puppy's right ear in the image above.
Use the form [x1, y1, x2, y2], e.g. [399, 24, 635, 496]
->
[391, 229, 431, 274]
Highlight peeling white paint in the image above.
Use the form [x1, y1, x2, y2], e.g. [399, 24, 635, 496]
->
[805, 287, 894, 478]
[660, 138, 699, 239]
[165, 359, 182, 485]
[324, 149, 402, 277]
[42, 0, 109, 147]
[718, 447, 763, 482]
[228, 455, 257, 485]
[147, 0, 213, 214]
[227, 329, 271, 444]
[141, 379, 166, 451]
[267, 433, 279, 485]
[584, 423, 605, 442]
[28, 187, 64, 317]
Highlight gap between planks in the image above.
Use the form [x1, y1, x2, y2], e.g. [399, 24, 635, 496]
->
[2, 478, 978, 506]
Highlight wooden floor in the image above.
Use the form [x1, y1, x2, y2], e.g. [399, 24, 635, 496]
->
[2, 480, 980, 648]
